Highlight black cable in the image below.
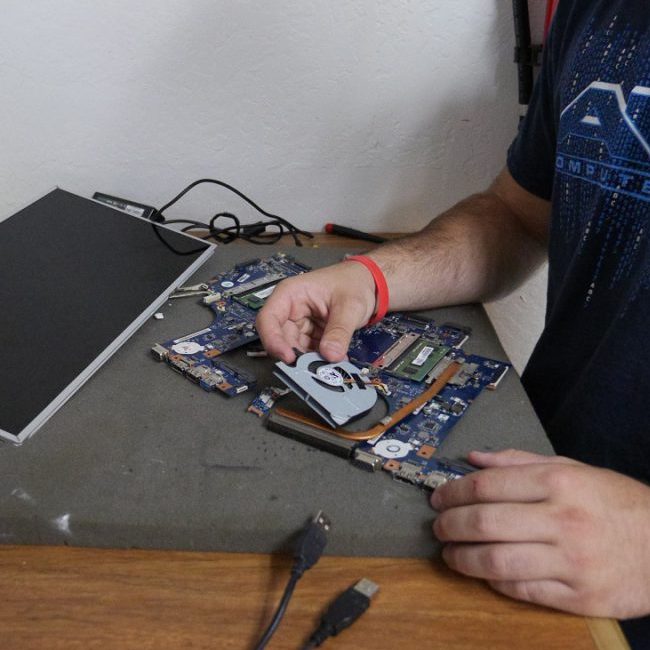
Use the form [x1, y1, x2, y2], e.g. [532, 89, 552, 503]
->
[156, 178, 313, 247]
[253, 511, 331, 650]
[255, 570, 301, 649]
[168, 212, 242, 244]
[301, 578, 379, 649]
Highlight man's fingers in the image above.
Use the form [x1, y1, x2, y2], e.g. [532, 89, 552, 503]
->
[442, 542, 564, 582]
[297, 331, 321, 353]
[255, 289, 297, 361]
[299, 319, 324, 342]
[256, 317, 296, 362]
[468, 449, 579, 468]
[319, 297, 365, 361]
[256, 262, 376, 362]
[431, 465, 555, 511]
[488, 579, 579, 614]
[433, 503, 557, 543]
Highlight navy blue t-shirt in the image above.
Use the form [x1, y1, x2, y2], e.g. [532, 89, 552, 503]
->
[507, 1, 650, 643]
[509, 0, 650, 480]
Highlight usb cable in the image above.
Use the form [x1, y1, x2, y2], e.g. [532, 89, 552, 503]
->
[254, 511, 331, 650]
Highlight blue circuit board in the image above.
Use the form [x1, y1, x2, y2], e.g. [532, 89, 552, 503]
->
[150, 254, 510, 491]
[346, 315, 510, 488]
[348, 313, 469, 360]
[247, 386, 291, 417]
[266, 312, 509, 490]
[151, 253, 310, 397]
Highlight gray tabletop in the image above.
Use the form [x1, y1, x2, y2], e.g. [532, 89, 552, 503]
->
[0, 244, 552, 558]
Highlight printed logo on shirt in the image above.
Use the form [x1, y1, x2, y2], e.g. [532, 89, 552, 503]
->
[550, 11, 650, 308]
[556, 81, 650, 203]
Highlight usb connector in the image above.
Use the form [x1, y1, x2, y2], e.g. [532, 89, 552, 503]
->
[303, 578, 379, 648]
[293, 510, 331, 576]
[351, 577, 379, 600]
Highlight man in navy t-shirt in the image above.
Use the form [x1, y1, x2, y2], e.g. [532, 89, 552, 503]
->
[257, 0, 650, 645]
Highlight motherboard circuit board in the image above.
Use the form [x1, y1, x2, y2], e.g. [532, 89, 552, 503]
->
[151, 253, 310, 396]
[267, 313, 510, 490]
[151, 254, 510, 491]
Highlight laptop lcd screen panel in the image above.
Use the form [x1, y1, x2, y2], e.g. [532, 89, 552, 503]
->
[0, 188, 214, 443]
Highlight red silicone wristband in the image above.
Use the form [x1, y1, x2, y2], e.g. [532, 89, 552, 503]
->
[344, 255, 389, 326]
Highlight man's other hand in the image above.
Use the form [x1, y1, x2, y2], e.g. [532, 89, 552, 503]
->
[256, 262, 376, 363]
[431, 449, 650, 618]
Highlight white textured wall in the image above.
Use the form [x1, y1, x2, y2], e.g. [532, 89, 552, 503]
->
[484, 265, 547, 374]
[0, 0, 548, 372]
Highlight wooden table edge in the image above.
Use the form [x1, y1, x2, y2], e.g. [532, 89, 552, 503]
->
[2, 546, 630, 649]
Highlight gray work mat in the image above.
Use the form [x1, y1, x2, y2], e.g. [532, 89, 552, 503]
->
[0, 244, 552, 558]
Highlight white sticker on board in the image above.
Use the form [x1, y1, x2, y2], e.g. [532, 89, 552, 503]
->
[412, 346, 434, 367]
[252, 284, 277, 300]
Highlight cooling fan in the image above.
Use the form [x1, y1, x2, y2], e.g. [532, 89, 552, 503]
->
[273, 352, 377, 428]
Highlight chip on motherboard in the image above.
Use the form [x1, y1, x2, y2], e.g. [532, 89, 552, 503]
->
[387, 339, 449, 382]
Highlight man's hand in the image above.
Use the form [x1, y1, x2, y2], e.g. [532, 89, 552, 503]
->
[256, 262, 376, 363]
[257, 169, 549, 364]
[431, 449, 650, 619]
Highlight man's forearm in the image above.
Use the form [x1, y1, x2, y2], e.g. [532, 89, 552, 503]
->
[367, 180, 549, 311]
[256, 169, 551, 363]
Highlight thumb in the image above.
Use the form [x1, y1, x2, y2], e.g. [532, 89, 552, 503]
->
[468, 449, 579, 468]
[319, 296, 367, 362]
